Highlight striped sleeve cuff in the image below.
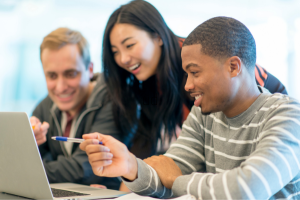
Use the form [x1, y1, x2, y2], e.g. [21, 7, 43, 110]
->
[122, 158, 153, 194]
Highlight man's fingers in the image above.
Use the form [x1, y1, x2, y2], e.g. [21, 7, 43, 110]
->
[80, 139, 101, 151]
[41, 121, 50, 130]
[85, 145, 111, 155]
[91, 160, 113, 175]
[90, 184, 107, 189]
[80, 139, 109, 152]
[36, 137, 47, 146]
[33, 122, 41, 130]
[82, 133, 101, 140]
[30, 116, 40, 124]
[31, 117, 41, 130]
[88, 152, 113, 163]
[35, 132, 46, 141]
[83, 133, 114, 145]
[32, 123, 42, 136]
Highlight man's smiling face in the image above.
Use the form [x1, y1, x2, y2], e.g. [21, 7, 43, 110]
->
[41, 44, 93, 116]
[182, 44, 233, 115]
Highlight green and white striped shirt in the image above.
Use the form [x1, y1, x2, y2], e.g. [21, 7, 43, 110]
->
[124, 89, 300, 199]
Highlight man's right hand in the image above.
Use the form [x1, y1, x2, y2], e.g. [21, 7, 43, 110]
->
[80, 133, 138, 181]
[30, 116, 49, 146]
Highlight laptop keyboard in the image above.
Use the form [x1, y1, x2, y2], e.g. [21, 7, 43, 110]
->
[51, 188, 89, 198]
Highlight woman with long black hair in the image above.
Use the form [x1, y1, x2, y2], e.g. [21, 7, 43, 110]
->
[102, 0, 191, 160]
[102, 0, 287, 160]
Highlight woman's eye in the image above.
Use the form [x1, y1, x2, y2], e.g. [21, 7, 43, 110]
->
[126, 43, 135, 48]
[112, 51, 117, 55]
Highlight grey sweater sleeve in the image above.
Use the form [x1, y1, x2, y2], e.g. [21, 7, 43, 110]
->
[124, 97, 300, 199]
[123, 158, 173, 198]
[123, 105, 206, 198]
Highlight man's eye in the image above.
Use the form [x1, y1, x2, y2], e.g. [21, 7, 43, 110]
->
[48, 73, 57, 79]
[65, 71, 78, 78]
[191, 72, 198, 75]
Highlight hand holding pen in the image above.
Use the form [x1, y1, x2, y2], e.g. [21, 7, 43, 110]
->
[79, 133, 138, 180]
[30, 116, 50, 146]
[51, 136, 103, 145]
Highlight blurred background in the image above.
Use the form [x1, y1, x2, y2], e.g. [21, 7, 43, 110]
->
[0, 0, 300, 115]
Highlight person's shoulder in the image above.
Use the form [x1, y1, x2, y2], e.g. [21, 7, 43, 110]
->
[32, 95, 53, 119]
[264, 92, 298, 105]
[177, 37, 185, 49]
[93, 73, 107, 89]
[34, 95, 53, 110]
[255, 64, 287, 94]
[259, 92, 300, 117]
[87, 73, 110, 107]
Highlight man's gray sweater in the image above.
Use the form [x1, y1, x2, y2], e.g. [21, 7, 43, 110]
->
[124, 89, 300, 199]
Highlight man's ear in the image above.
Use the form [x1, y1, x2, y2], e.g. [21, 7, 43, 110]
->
[228, 56, 242, 78]
[88, 62, 94, 79]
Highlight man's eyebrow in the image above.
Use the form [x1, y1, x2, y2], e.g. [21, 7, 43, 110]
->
[111, 37, 133, 48]
[185, 63, 199, 71]
[64, 69, 77, 73]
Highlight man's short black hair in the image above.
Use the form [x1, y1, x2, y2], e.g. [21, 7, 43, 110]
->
[183, 16, 256, 71]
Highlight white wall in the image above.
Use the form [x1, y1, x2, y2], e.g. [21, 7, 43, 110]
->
[0, 0, 299, 115]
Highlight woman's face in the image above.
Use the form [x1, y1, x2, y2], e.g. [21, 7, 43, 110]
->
[110, 23, 163, 81]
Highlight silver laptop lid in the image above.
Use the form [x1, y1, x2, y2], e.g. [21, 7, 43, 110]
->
[0, 112, 53, 199]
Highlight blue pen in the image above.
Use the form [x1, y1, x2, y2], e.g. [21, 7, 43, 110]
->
[51, 136, 103, 144]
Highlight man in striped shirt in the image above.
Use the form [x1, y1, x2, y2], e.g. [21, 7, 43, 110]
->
[80, 17, 300, 199]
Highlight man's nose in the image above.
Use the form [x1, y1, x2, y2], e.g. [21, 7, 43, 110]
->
[184, 75, 194, 92]
[55, 76, 68, 93]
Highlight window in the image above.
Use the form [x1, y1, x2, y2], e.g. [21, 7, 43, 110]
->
[0, 0, 299, 115]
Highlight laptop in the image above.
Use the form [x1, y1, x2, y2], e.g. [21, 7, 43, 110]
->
[0, 112, 128, 199]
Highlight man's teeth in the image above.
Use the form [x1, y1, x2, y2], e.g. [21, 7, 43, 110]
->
[59, 94, 72, 98]
[129, 63, 140, 71]
[195, 94, 202, 100]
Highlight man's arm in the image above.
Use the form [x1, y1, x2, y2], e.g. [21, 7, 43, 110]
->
[89, 101, 122, 141]
[32, 97, 86, 183]
[124, 99, 300, 199]
[43, 102, 123, 185]
[122, 106, 207, 198]
[32, 101, 84, 183]
[41, 147, 89, 183]
[32, 97, 51, 157]
[30, 116, 49, 146]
